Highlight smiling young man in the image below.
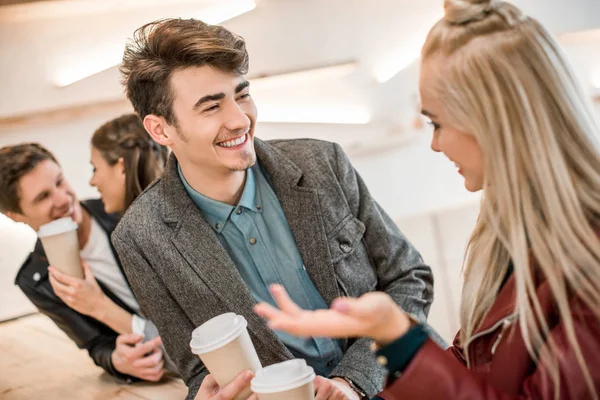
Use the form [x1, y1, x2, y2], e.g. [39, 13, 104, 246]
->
[0, 143, 167, 384]
[113, 18, 437, 400]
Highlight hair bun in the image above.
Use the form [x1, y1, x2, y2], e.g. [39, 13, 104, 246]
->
[444, 0, 494, 25]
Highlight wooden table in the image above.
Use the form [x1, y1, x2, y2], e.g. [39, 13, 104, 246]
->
[0, 314, 188, 399]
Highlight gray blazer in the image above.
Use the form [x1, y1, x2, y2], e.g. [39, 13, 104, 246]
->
[112, 138, 434, 399]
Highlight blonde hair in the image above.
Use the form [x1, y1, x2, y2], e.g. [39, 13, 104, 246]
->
[422, 0, 600, 397]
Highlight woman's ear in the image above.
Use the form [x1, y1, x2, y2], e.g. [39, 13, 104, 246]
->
[117, 157, 125, 175]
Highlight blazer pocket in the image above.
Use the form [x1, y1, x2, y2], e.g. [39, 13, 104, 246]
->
[327, 215, 366, 264]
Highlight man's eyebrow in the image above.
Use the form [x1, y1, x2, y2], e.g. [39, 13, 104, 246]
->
[193, 81, 250, 110]
[33, 190, 49, 203]
[193, 93, 226, 110]
[235, 80, 250, 93]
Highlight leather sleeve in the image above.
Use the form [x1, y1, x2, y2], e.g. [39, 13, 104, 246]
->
[15, 256, 136, 381]
[377, 303, 600, 400]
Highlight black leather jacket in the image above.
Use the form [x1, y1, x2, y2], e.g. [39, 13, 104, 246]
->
[15, 199, 138, 381]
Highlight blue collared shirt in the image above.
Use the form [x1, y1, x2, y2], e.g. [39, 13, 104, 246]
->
[178, 163, 343, 376]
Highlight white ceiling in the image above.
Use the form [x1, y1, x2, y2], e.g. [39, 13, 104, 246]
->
[0, 0, 599, 146]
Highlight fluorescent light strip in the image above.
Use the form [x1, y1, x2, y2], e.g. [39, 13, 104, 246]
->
[257, 104, 372, 125]
[249, 62, 357, 91]
[54, 0, 256, 87]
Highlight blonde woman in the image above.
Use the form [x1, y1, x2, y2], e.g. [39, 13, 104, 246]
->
[255, 0, 600, 398]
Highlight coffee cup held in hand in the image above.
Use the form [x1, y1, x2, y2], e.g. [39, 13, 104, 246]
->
[251, 359, 316, 400]
[190, 313, 262, 400]
[38, 217, 82, 279]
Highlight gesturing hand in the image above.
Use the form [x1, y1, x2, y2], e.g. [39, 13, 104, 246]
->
[254, 284, 410, 346]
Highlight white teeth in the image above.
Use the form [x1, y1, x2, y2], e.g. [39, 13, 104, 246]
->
[218, 134, 246, 148]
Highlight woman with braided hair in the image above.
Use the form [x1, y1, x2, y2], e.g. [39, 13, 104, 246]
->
[255, 0, 600, 398]
[44, 113, 176, 382]
[90, 113, 169, 214]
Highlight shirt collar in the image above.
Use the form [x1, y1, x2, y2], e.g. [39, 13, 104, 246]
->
[177, 163, 260, 233]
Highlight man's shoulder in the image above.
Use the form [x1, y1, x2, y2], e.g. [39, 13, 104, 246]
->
[263, 138, 342, 169]
[265, 138, 338, 157]
[112, 179, 162, 241]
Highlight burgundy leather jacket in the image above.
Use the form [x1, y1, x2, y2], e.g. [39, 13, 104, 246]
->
[377, 271, 600, 399]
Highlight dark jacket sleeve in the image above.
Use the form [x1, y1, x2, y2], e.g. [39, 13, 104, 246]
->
[327, 142, 443, 397]
[376, 303, 600, 400]
[15, 253, 135, 382]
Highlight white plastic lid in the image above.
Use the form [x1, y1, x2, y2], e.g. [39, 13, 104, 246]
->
[251, 359, 316, 393]
[190, 313, 247, 355]
[37, 217, 78, 237]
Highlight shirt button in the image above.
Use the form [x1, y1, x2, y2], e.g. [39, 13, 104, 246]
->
[249, 237, 257, 245]
[215, 223, 221, 229]
[256, 205, 262, 210]
[236, 208, 242, 215]
[326, 360, 334, 367]
[377, 355, 388, 366]
[33, 272, 41, 282]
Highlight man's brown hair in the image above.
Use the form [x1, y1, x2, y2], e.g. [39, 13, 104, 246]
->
[0, 143, 59, 213]
[120, 18, 249, 125]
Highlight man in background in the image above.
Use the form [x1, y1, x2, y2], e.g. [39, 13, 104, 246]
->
[1, 142, 165, 382]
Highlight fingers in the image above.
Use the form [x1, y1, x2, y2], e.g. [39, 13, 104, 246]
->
[200, 374, 220, 393]
[48, 273, 71, 295]
[48, 274, 75, 306]
[313, 376, 325, 390]
[331, 292, 398, 323]
[253, 302, 284, 321]
[127, 336, 163, 360]
[81, 261, 94, 281]
[218, 370, 254, 400]
[116, 333, 144, 347]
[48, 266, 81, 287]
[132, 347, 163, 368]
[139, 359, 164, 377]
[146, 335, 163, 347]
[315, 377, 350, 400]
[268, 285, 303, 316]
[115, 334, 165, 383]
[139, 365, 165, 382]
[330, 378, 358, 400]
[314, 376, 335, 400]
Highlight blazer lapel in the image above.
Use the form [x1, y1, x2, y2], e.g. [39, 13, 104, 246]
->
[159, 155, 292, 361]
[255, 139, 340, 306]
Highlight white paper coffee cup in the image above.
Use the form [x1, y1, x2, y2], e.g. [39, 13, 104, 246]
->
[38, 217, 82, 279]
[251, 359, 316, 400]
[190, 313, 262, 400]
